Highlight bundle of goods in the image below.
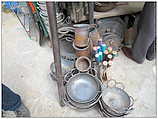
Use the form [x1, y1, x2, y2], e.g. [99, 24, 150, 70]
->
[93, 39, 118, 68]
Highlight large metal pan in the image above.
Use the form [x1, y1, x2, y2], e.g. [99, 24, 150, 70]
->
[66, 73, 101, 103]
[63, 68, 103, 109]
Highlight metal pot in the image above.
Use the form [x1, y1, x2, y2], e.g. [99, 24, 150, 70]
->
[73, 24, 96, 47]
[75, 56, 91, 72]
[73, 40, 91, 57]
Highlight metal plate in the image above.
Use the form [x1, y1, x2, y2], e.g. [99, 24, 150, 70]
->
[66, 73, 100, 103]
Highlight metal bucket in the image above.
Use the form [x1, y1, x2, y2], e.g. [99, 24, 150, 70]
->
[75, 56, 91, 72]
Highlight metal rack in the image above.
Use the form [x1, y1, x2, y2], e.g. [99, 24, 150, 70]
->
[46, 2, 94, 107]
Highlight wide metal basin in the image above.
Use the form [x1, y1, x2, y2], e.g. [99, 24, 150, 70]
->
[66, 73, 101, 103]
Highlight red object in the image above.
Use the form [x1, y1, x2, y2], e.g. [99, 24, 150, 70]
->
[27, 2, 36, 13]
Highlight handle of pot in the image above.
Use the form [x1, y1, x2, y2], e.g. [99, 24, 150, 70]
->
[93, 68, 98, 77]
[89, 24, 97, 30]
[115, 82, 125, 90]
[64, 72, 72, 82]
[129, 96, 134, 107]
[106, 79, 116, 88]
[71, 68, 80, 76]
[125, 107, 134, 115]
[98, 100, 104, 110]
[124, 96, 134, 115]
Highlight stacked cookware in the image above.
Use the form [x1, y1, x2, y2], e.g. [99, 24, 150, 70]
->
[49, 18, 134, 117]
[61, 24, 103, 110]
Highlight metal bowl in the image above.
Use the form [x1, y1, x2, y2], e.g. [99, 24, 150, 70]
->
[100, 80, 134, 114]
[63, 69, 103, 109]
[66, 73, 101, 103]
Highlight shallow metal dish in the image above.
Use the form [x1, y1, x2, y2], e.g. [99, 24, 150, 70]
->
[66, 73, 101, 103]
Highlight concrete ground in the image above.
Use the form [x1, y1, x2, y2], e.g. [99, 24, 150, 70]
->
[2, 12, 156, 117]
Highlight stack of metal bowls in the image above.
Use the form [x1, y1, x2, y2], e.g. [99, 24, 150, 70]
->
[63, 68, 103, 110]
[98, 79, 134, 117]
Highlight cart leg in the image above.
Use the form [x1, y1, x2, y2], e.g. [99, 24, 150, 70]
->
[46, 2, 65, 107]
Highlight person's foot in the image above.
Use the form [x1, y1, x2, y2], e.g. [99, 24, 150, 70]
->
[2, 102, 30, 117]
[15, 102, 30, 117]
[122, 47, 143, 64]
